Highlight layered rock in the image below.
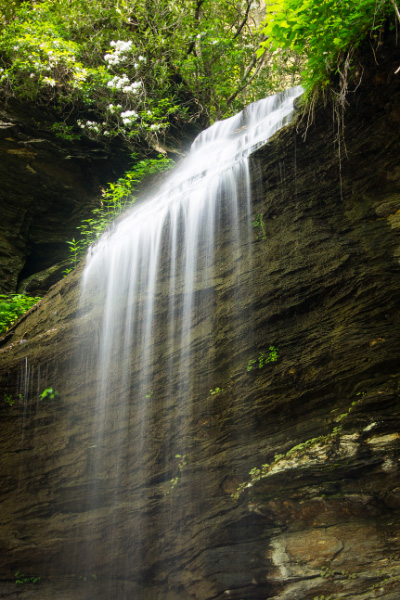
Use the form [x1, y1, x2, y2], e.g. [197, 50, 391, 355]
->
[0, 37, 400, 600]
[0, 99, 133, 294]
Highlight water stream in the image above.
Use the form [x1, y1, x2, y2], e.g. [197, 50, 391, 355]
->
[73, 86, 302, 593]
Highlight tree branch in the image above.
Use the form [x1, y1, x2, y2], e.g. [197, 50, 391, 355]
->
[226, 35, 267, 107]
[232, 0, 251, 41]
[187, 0, 205, 56]
[388, 0, 400, 25]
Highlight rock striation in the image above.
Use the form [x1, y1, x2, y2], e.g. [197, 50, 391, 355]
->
[0, 37, 400, 600]
[0, 98, 133, 295]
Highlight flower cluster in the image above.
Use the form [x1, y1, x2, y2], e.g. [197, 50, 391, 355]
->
[107, 74, 129, 89]
[107, 75, 141, 94]
[122, 80, 141, 94]
[104, 40, 147, 68]
[77, 119, 101, 133]
[120, 110, 139, 126]
[2, 23, 167, 142]
[107, 103, 122, 113]
[104, 40, 133, 65]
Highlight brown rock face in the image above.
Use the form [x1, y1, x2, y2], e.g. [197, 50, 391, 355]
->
[0, 99, 132, 295]
[0, 41, 400, 599]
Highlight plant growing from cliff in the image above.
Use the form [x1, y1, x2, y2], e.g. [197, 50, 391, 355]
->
[210, 386, 222, 395]
[259, 0, 398, 104]
[15, 571, 41, 585]
[64, 154, 173, 271]
[252, 213, 267, 240]
[39, 387, 59, 400]
[232, 393, 363, 500]
[0, 294, 41, 334]
[167, 453, 188, 493]
[50, 122, 82, 141]
[246, 346, 279, 372]
[4, 394, 15, 407]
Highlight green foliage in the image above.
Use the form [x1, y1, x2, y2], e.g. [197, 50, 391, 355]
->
[0, 0, 280, 144]
[4, 393, 23, 406]
[168, 453, 187, 492]
[246, 346, 279, 372]
[15, 571, 41, 585]
[65, 154, 173, 271]
[232, 392, 364, 500]
[4, 394, 15, 407]
[51, 122, 82, 141]
[39, 387, 59, 400]
[0, 293, 41, 334]
[260, 0, 394, 99]
[252, 213, 266, 240]
[210, 386, 222, 396]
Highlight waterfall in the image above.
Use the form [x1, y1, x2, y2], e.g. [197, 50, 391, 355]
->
[72, 86, 302, 594]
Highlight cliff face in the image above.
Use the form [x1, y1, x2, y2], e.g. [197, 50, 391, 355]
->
[0, 99, 133, 295]
[0, 40, 400, 600]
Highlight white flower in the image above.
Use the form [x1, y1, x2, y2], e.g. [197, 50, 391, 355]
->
[43, 77, 56, 87]
[105, 40, 133, 66]
[107, 75, 130, 89]
[120, 109, 138, 119]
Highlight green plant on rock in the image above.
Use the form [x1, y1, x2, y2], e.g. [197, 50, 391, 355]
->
[232, 393, 364, 500]
[50, 121, 82, 141]
[167, 453, 187, 493]
[246, 346, 279, 372]
[252, 213, 267, 240]
[4, 394, 15, 407]
[64, 154, 173, 272]
[259, 0, 397, 103]
[210, 386, 222, 396]
[0, 293, 41, 334]
[39, 387, 59, 400]
[15, 571, 41, 585]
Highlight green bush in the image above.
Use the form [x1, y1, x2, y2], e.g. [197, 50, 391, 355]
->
[64, 154, 174, 272]
[0, 294, 41, 334]
[260, 0, 395, 99]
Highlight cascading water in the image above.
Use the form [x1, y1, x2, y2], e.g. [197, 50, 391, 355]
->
[71, 86, 302, 595]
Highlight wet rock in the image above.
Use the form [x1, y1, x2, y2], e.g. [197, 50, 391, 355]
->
[0, 37, 400, 600]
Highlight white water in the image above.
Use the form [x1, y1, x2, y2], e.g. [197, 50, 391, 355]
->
[75, 86, 302, 587]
